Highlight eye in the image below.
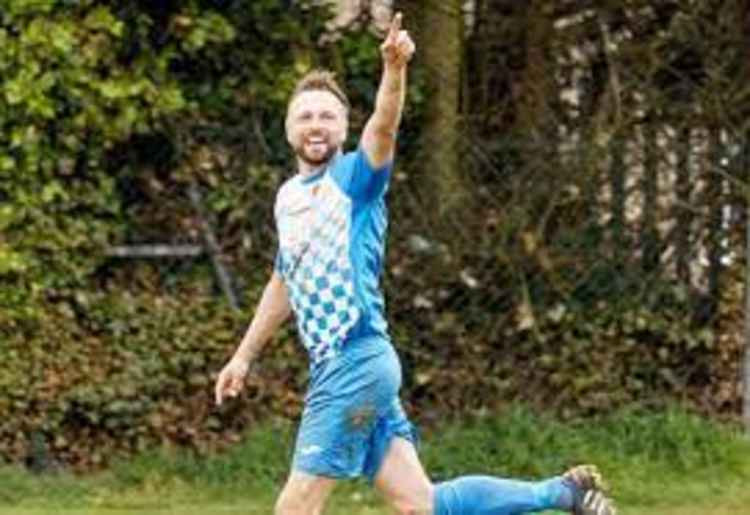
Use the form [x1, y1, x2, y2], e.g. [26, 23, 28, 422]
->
[321, 111, 336, 120]
[298, 112, 312, 121]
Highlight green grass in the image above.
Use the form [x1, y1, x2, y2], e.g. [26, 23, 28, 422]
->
[1, 406, 749, 514]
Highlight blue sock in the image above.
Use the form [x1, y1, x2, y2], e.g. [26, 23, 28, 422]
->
[434, 475, 574, 514]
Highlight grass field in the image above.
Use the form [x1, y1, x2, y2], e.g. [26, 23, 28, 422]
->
[1, 406, 749, 514]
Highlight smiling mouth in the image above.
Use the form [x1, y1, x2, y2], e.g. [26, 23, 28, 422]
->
[305, 141, 331, 157]
[295, 136, 337, 166]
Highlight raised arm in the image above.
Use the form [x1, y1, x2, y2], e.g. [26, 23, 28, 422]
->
[214, 271, 291, 405]
[360, 12, 416, 169]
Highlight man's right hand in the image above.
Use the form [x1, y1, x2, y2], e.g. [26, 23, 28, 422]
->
[213, 273, 290, 407]
[214, 357, 250, 406]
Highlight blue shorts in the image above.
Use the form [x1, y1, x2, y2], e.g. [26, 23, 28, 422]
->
[291, 337, 418, 481]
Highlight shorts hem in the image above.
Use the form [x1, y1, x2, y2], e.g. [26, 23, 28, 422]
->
[364, 423, 420, 483]
[291, 462, 361, 481]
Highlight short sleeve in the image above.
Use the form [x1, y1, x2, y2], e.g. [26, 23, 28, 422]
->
[273, 188, 285, 275]
[274, 249, 284, 275]
[329, 147, 392, 202]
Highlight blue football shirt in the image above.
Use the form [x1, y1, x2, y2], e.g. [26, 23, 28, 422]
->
[274, 148, 392, 364]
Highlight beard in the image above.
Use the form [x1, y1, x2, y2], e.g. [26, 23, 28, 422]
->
[294, 138, 340, 167]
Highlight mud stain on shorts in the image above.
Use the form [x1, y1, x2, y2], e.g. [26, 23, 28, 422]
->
[347, 404, 376, 431]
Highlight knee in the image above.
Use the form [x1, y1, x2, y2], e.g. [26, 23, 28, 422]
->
[273, 496, 293, 515]
[274, 490, 307, 515]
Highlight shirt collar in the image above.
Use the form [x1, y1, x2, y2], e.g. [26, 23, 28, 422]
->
[298, 150, 342, 185]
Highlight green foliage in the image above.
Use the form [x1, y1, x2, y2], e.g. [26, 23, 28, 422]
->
[0, 286, 309, 468]
[0, 278, 737, 467]
[392, 276, 735, 419]
[0, 1, 192, 317]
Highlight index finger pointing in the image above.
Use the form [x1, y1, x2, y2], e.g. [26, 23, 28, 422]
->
[387, 12, 402, 40]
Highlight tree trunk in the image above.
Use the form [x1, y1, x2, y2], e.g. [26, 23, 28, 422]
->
[419, 0, 463, 215]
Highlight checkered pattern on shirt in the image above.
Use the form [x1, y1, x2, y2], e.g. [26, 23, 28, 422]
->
[277, 175, 360, 363]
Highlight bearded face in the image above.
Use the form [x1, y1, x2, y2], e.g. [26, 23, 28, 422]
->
[295, 130, 339, 166]
[286, 90, 348, 169]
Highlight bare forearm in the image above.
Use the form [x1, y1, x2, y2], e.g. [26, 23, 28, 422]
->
[362, 13, 414, 167]
[362, 65, 407, 167]
[373, 65, 407, 135]
[233, 274, 290, 363]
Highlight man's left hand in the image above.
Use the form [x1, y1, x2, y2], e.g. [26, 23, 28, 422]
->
[380, 12, 415, 69]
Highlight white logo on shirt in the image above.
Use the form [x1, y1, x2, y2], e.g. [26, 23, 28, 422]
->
[299, 445, 322, 456]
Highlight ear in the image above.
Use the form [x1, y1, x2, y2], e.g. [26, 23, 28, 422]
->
[285, 115, 294, 146]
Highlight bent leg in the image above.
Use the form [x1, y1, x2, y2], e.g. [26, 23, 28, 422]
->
[374, 438, 571, 515]
[274, 471, 336, 515]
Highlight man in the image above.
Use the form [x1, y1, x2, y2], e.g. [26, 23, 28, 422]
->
[215, 12, 616, 515]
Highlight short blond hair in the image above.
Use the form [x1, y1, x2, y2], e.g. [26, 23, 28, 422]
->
[288, 69, 350, 112]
